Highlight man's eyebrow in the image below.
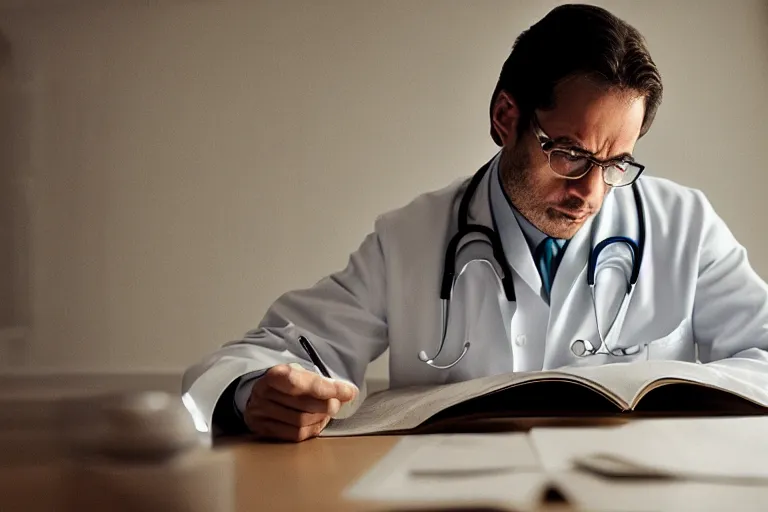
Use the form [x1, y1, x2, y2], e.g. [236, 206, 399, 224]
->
[551, 136, 635, 162]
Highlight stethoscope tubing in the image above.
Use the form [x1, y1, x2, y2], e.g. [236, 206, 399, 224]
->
[422, 160, 646, 368]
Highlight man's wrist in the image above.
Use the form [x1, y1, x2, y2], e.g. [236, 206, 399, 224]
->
[233, 370, 268, 416]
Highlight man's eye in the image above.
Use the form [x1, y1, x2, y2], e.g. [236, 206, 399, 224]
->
[564, 150, 583, 162]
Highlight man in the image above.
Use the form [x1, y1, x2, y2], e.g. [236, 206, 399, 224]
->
[182, 4, 768, 442]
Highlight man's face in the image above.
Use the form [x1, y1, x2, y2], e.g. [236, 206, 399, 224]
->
[495, 77, 646, 239]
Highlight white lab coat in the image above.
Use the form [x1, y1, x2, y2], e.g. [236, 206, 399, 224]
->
[182, 162, 768, 431]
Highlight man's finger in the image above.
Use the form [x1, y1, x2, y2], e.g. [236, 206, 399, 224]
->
[333, 381, 358, 402]
[247, 398, 328, 427]
[265, 365, 338, 399]
[327, 398, 341, 417]
[248, 418, 300, 442]
[251, 416, 329, 443]
[264, 364, 292, 378]
[260, 386, 337, 414]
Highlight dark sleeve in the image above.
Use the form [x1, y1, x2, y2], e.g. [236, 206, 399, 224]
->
[211, 378, 251, 436]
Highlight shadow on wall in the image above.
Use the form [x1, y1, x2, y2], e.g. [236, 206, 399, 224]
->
[764, 0, 768, 49]
[0, 28, 30, 366]
[0, 29, 13, 327]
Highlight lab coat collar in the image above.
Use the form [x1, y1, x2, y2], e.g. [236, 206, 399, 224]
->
[487, 155, 547, 301]
[464, 155, 495, 228]
[461, 153, 544, 300]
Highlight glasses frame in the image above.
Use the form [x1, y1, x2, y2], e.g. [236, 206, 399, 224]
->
[530, 114, 645, 188]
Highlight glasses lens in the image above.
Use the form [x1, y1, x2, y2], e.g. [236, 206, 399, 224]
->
[548, 150, 643, 186]
[604, 162, 642, 187]
[548, 150, 591, 178]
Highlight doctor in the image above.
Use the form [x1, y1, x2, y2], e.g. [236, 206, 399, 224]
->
[183, 4, 768, 442]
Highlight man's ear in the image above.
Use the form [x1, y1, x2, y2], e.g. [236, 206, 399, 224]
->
[490, 91, 520, 146]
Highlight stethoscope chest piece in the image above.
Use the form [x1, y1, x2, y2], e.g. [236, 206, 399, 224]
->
[570, 339, 592, 357]
[570, 336, 645, 358]
[418, 342, 470, 370]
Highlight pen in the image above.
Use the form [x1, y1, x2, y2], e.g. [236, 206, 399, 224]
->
[298, 335, 332, 378]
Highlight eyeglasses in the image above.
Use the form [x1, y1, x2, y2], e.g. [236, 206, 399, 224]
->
[530, 114, 645, 187]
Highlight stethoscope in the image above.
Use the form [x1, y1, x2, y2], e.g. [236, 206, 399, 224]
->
[418, 160, 646, 369]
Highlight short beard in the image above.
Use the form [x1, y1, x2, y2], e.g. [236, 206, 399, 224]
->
[498, 143, 531, 211]
[498, 143, 588, 239]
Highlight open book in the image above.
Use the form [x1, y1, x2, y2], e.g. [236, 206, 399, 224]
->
[322, 360, 768, 437]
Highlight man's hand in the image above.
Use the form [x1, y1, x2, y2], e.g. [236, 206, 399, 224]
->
[244, 364, 357, 442]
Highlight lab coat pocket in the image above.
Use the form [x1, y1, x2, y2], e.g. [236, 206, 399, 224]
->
[646, 317, 695, 361]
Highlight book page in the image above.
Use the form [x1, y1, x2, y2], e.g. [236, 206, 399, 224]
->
[550, 361, 701, 405]
[322, 371, 536, 437]
[550, 359, 768, 409]
[323, 367, 628, 437]
[423, 378, 626, 428]
[322, 360, 768, 437]
[634, 359, 768, 410]
[561, 360, 768, 409]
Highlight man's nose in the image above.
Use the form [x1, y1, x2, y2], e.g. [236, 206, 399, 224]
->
[566, 164, 605, 202]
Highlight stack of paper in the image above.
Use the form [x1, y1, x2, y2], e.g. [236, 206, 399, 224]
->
[344, 433, 553, 511]
[530, 416, 768, 482]
[532, 416, 768, 512]
[551, 471, 768, 512]
[344, 417, 768, 511]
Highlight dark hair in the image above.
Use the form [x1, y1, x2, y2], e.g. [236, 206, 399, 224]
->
[489, 4, 663, 145]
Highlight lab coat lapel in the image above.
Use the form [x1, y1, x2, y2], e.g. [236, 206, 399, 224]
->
[550, 189, 639, 310]
[546, 189, 641, 355]
[464, 157, 544, 300]
[453, 164, 494, 257]
[585, 189, 641, 335]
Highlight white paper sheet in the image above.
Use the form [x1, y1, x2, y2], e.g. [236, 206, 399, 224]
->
[406, 433, 540, 475]
[552, 470, 768, 512]
[343, 434, 552, 511]
[531, 416, 768, 482]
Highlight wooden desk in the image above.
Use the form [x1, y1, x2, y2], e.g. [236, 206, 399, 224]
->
[0, 437, 401, 512]
[1, 435, 571, 511]
[233, 436, 401, 511]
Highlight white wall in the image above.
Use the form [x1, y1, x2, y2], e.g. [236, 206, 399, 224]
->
[0, 0, 766, 381]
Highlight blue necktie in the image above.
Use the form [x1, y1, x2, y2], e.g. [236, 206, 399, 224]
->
[535, 237, 563, 299]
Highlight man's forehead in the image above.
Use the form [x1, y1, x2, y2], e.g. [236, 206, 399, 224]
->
[538, 77, 646, 155]
[547, 76, 644, 119]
